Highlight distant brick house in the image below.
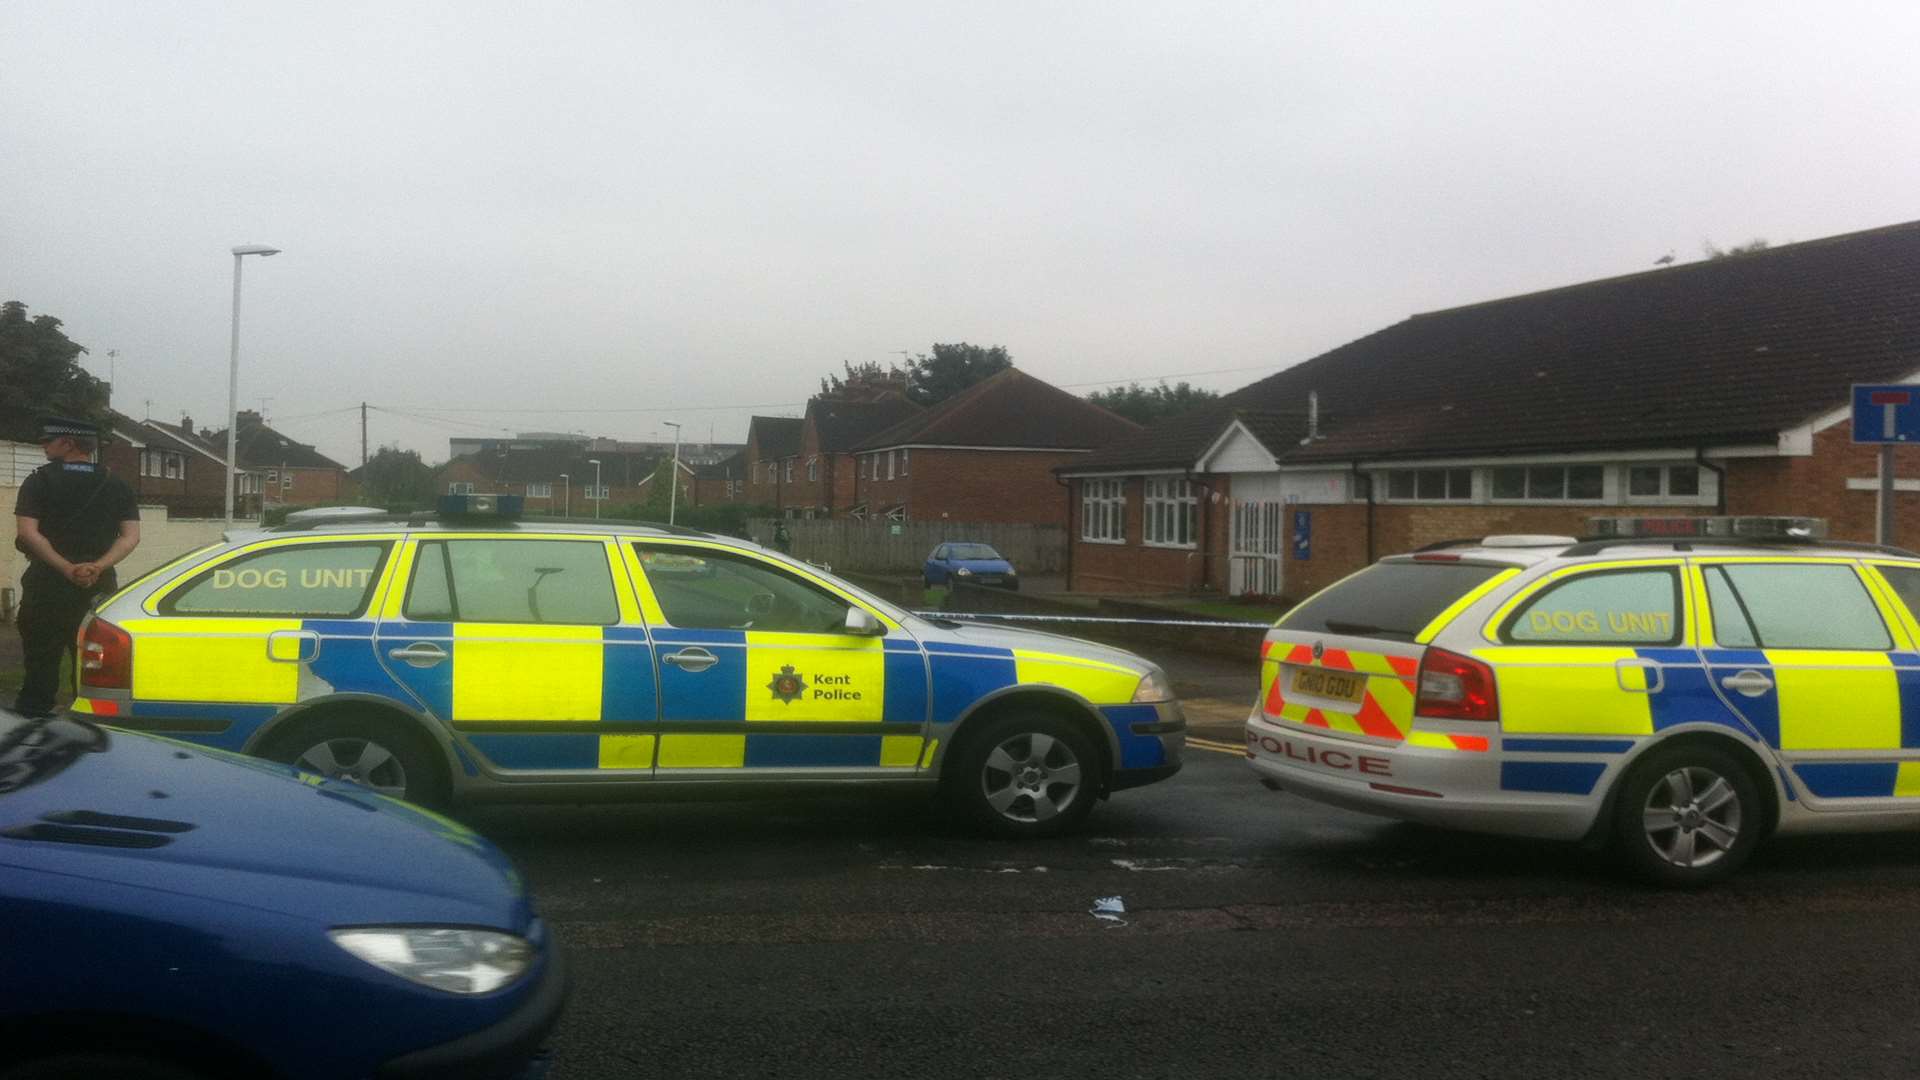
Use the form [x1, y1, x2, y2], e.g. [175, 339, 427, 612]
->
[692, 451, 748, 507]
[102, 411, 265, 519]
[440, 446, 688, 515]
[742, 416, 803, 511]
[206, 410, 349, 510]
[849, 368, 1140, 525]
[1061, 220, 1920, 599]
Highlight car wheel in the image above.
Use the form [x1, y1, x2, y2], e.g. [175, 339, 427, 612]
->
[1, 1056, 208, 1080]
[262, 713, 450, 809]
[1611, 743, 1762, 888]
[949, 711, 1102, 839]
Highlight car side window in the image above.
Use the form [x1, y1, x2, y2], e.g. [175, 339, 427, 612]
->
[1874, 565, 1920, 629]
[636, 544, 853, 634]
[934, 547, 949, 560]
[1702, 567, 1759, 648]
[1504, 567, 1681, 646]
[162, 542, 391, 618]
[1711, 563, 1891, 651]
[404, 539, 618, 625]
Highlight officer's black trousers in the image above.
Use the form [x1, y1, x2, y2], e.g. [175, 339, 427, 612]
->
[14, 587, 93, 717]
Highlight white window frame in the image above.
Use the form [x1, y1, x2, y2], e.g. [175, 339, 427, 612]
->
[887, 450, 897, 480]
[784, 460, 793, 483]
[807, 456, 818, 481]
[1143, 477, 1198, 549]
[281, 471, 294, 490]
[1378, 468, 1474, 504]
[1488, 464, 1608, 504]
[526, 481, 552, 498]
[901, 448, 909, 477]
[448, 481, 475, 495]
[163, 452, 183, 479]
[1081, 478, 1127, 544]
[1624, 463, 1711, 506]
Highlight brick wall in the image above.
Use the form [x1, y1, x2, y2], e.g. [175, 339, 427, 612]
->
[862, 449, 1087, 526]
[1068, 476, 1234, 594]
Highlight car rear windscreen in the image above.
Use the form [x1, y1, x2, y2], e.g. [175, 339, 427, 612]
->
[1278, 562, 1507, 641]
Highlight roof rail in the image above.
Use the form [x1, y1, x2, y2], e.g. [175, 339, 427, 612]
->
[1412, 537, 1486, 552]
[1559, 536, 1920, 559]
[270, 510, 716, 537]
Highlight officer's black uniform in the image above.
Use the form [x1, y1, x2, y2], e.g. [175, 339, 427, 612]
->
[13, 419, 139, 717]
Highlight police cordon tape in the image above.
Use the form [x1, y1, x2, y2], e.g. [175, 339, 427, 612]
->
[909, 611, 1272, 630]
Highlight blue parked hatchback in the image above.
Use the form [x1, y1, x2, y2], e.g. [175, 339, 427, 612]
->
[0, 707, 564, 1080]
[923, 542, 1019, 589]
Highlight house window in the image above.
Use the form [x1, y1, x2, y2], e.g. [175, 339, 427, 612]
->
[1383, 468, 1472, 502]
[887, 451, 897, 480]
[267, 470, 279, 485]
[138, 450, 155, 477]
[281, 472, 294, 490]
[784, 460, 793, 483]
[448, 481, 475, 495]
[807, 456, 818, 481]
[901, 449, 909, 477]
[163, 452, 182, 479]
[1627, 464, 1705, 501]
[1491, 465, 1604, 502]
[526, 481, 552, 498]
[586, 483, 608, 500]
[1144, 478, 1198, 548]
[1081, 479, 1126, 543]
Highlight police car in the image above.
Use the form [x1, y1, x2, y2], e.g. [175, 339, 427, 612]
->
[70, 497, 1183, 836]
[1246, 516, 1920, 885]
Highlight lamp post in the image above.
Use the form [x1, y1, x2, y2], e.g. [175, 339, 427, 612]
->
[225, 243, 282, 527]
[559, 473, 570, 517]
[663, 421, 682, 525]
[588, 458, 602, 519]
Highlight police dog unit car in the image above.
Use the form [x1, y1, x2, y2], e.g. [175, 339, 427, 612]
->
[1246, 516, 1920, 884]
[71, 497, 1183, 836]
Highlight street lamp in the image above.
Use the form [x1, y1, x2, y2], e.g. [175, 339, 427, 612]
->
[588, 458, 602, 519]
[225, 243, 282, 527]
[559, 473, 570, 517]
[663, 421, 682, 525]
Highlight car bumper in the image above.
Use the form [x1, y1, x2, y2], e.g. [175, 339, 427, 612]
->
[377, 936, 569, 1080]
[1243, 713, 1602, 841]
[1109, 700, 1184, 792]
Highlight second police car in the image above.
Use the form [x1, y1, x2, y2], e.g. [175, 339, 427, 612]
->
[1247, 516, 1920, 885]
[69, 497, 1183, 837]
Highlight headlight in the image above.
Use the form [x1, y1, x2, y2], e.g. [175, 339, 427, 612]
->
[1005, 568, 1017, 576]
[1131, 671, 1173, 703]
[329, 927, 533, 994]
[955, 567, 973, 576]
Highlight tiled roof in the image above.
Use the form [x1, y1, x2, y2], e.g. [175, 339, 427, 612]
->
[856, 368, 1141, 451]
[696, 450, 748, 479]
[208, 413, 347, 472]
[106, 410, 211, 460]
[749, 416, 804, 458]
[809, 393, 923, 452]
[1075, 220, 1920, 472]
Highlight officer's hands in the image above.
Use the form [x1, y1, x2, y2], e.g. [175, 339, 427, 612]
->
[69, 563, 100, 587]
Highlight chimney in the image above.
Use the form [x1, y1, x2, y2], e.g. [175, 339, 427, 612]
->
[179, 415, 194, 438]
[1300, 391, 1321, 444]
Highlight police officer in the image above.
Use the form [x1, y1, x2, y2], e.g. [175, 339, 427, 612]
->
[12, 416, 140, 717]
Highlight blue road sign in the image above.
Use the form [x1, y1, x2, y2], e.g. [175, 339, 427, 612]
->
[1291, 510, 1311, 561]
[1852, 384, 1920, 444]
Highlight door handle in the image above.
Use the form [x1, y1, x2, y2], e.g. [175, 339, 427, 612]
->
[663, 647, 719, 673]
[1614, 658, 1665, 693]
[266, 630, 320, 664]
[1719, 669, 1774, 697]
[387, 643, 449, 668]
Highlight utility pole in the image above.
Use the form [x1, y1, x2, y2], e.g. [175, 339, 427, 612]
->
[360, 402, 369, 474]
[664, 421, 683, 525]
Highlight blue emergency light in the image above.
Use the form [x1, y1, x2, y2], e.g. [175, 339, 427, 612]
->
[437, 493, 525, 518]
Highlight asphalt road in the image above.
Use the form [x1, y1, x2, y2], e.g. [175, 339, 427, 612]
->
[471, 744, 1920, 1080]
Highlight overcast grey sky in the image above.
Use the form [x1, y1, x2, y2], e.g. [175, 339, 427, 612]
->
[6, 1, 1918, 465]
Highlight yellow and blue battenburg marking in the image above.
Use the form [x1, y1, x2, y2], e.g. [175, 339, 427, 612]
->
[923, 641, 1169, 771]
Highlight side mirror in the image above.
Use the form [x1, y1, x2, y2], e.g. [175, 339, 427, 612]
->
[843, 608, 884, 636]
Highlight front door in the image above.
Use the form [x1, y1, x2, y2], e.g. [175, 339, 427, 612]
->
[1695, 558, 1916, 808]
[629, 541, 929, 777]
[375, 535, 657, 776]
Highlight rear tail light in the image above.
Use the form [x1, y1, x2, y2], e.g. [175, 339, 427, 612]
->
[1415, 647, 1498, 722]
[80, 617, 132, 690]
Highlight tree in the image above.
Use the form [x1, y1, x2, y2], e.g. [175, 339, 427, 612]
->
[358, 445, 439, 507]
[1087, 381, 1220, 426]
[1, 301, 106, 433]
[1703, 238, 1771, 259]
[819, 360, 908, 401]
[904, 343, 1012, 406]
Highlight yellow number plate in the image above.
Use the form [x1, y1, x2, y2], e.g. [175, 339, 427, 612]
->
[1291, 666, 1366, 705]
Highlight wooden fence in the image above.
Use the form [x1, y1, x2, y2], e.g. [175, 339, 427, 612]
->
[747, 519, 1068, 574]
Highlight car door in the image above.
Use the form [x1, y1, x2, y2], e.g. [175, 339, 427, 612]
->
[1696, 558, 1916, 807]
[130, 537, 401, 751]
[375, 534, 658, 776]
[927, 546, 951, 584]
[628, 540, 930, 777]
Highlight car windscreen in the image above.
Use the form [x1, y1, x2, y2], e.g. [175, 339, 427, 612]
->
[1277, 561, 1507, 641]
[948, 544, 1002, 560]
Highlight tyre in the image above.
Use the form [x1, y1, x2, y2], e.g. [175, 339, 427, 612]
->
[948, 710, 1102, 838]
[1611, 743, 1763, 887]
[261, 712, 449, 809]
[2, 1056, 207, 1080]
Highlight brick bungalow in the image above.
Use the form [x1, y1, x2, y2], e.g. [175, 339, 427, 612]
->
[851, 368, 1140, 525]
[1062, 220, 1920, 599]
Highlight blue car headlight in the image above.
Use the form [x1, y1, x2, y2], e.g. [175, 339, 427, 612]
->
[329, 927, 533, 994]
[955, 567, 973, 576]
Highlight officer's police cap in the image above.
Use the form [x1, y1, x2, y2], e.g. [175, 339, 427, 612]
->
[37, 415, 104, 443]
